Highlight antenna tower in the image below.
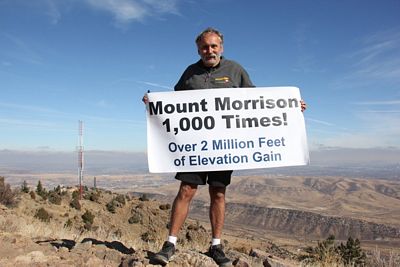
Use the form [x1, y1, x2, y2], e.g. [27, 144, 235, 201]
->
[78, 120, 84, 199]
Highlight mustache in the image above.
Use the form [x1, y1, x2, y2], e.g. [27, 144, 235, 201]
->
[206, 53, 221, 59]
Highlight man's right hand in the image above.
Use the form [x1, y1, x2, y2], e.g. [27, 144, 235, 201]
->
[142, 94, 148, 104]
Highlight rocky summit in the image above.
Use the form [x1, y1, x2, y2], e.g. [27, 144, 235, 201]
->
[0, 184, 293, 267]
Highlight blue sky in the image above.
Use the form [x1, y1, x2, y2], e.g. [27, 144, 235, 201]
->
[1, 0, 399, 152]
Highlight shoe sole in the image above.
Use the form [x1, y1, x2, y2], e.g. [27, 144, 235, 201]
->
[153, 255, 168, 265]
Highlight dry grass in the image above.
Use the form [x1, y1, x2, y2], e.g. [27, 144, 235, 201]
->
[369, 247, 400, 267]
[0, 189, 175, 254]
[300, 254, 345, 267]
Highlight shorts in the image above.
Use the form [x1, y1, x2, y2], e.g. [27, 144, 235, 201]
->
[175, 171, 233, 187]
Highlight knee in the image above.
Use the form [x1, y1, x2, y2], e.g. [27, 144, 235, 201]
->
[177, 183, 197, 200]
[209, 187, 226, 202]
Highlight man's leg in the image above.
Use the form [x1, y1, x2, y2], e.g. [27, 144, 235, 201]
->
[209, 185, 226, 239]
[208, 185, 231, 266]
[169, 182, 198, 236]
[153, 182, 197, 265]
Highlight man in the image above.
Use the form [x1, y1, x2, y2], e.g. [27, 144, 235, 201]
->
[146, 27, 306, 266]
[145, 27, 253, 266]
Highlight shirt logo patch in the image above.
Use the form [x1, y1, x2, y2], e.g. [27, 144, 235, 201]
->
[214, 76, 230, 83]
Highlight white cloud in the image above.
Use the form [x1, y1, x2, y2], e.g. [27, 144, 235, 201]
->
[86, 0, 147, 22]
[44, 0, 62, 24]
[1, 33, 43, 65]
[0, 101, 144, 127]
[346, 28, 400, 83]
[331, 28, 400, 93]
[85, 0, 179, 24]
[0, 102, 66, 115]
[362, 110, 400, 113]
[318, 110, 400, 148]
[306, 117, 335, 127]
[138, 81, 173, 90]
[11, 0, 180, 25]
[292, 23, 325, 73]
[95, 99, 113, 108]
[0, 118, 57, 129]
[353, 100, 400, 105]
[142, 0, 179, 14]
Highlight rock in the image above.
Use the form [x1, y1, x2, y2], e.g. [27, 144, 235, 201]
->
[85, 256, 109, 267]
[249, 248, 269, 258]
[120, 255, 147, 267]
[263, 258, 272, 267]
[71, 240, 92, 254]
[103, 249, 123, 263]
[58, 247, 69, 253]
[14, 251, 46, 263]
[232, 257, 250, 267]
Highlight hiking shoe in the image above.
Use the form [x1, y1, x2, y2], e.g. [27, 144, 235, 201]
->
[153, 241, 175, 265]
[208, 244, 231, 266]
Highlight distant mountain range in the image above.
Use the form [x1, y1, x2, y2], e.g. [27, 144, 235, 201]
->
[1, 148, 399, 179]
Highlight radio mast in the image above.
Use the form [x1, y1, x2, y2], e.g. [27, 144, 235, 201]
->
[78, 120, 84, 199]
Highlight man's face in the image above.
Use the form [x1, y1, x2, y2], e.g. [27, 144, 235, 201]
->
[197, 33, 224, 67]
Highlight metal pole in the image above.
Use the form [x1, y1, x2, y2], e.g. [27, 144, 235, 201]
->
[78, 120, 84, 200]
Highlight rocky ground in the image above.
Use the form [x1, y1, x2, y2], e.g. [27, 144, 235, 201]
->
[0, 187, 297, 267]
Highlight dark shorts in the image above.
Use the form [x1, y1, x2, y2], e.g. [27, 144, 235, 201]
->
[175, 171, 233, 187]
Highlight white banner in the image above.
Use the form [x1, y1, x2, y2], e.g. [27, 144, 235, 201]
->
[146, 87, 309, 173]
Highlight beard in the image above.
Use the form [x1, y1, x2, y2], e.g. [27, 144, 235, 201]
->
[202, 53, 221, 67]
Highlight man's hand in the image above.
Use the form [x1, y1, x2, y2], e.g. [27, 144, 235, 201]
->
[142, 94, 148, 104]
[300, 100, 307, 112]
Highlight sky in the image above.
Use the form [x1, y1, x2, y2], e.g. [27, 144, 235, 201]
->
[1, 0, 400, 152]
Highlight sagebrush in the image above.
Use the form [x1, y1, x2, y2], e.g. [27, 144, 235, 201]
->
[0, 176, 19, 207]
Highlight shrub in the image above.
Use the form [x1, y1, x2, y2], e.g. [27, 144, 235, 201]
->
[115, 194, 126, 205]
[114, 229, 122, 238]
[36, 180, 44, 194]
[128, 213, 142, 224]
[36, 180, 48, 200]
[72, 190, 80, 200]
[0, 176, 19, 207]
[70, 198, 81, 210]
[141, 231, 155, 242]
[64, 218, 73, 229]
[82, 210, 95, 230]
[300, 235, 367, 266]
[48, 191, 62, 205]
[337, 237, 366, 266]
[21, 180, 30, 193]
[54, 185, 61, 194]
[36, 180, 43, 193]
[300, 235, 341, 265]
[90, 192, 100, 202]
[84, 190, 100, 202]
[35, 207, 51, 222]
[106, 200, 118, 213]
[369, 247, 400, 267]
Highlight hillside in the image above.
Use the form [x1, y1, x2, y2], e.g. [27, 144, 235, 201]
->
[132, 175, 400, 253]
[0, 185, 297, 267]
[2, 175, 400, 266]
[133, 175, 400, 226]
